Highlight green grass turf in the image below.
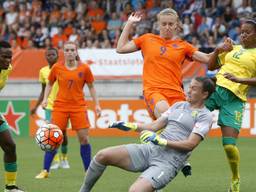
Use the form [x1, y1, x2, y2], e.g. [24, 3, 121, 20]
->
[1, 137, 256, 192]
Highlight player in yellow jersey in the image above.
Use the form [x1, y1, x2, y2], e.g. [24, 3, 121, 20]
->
[207, 18, 256, 192]
[31, 48, 70, 179]
[0, 41, 24, 191]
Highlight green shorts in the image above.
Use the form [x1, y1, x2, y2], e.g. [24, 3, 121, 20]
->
[45, 108, 52, 122]
[0, 115, 9, 133]
[205, 86, 245, 131]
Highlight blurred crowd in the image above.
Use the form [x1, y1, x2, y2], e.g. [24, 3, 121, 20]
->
[0, 0, 255, 51]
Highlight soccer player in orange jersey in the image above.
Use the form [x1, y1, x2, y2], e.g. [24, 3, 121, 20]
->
[42, 41, 101, 173]
[117, 8, 211, 120]
[116, 8, 212, 177]
[32, 48, 71, 179]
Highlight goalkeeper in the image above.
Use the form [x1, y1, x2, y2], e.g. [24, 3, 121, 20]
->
[79, 77, 214, 192]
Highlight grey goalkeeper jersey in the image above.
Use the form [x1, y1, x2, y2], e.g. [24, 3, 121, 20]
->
[158, 101, 213, 164]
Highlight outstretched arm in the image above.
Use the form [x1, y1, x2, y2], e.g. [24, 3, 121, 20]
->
[109, 115, 168, 132]
[192, 38, 233, 70]
[140, 113, 212, 151]
[116, 12, 141, 53]
[207, 48, 221, 70]
[208, 38, 234, 70]
[137, 116, 168, 132]
[140, 131, 203, 151]
[192, 51, 212, 64]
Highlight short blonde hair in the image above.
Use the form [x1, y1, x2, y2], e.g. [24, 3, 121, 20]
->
[157, 8, 179, 20]
[157, 8, 183, 33]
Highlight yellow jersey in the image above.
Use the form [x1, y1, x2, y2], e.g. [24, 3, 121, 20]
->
[39, 66, 59, 110]
[216, 45, 256, 101]
[0, 65, 12, 91]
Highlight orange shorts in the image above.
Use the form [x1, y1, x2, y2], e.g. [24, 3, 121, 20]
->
[51, 110, 90, 131]
[143, 89, 185, 119]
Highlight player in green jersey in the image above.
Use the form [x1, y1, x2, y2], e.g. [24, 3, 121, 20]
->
[207, 18, 256, 192]
[0, 41, 24, 192]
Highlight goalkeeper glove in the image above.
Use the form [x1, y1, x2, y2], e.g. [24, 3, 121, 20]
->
[108, 121, 138, 131]
[140, 130, 167, 146]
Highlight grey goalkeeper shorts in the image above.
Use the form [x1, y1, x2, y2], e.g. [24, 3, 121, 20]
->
[125, 143, 184, 190]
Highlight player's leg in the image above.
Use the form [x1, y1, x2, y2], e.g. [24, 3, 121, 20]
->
[154, 100, 169, 118]
[59, 130, 70, 169]
[129, 177, 154, 192]
[150, 89, 185, 119]
[217, 89, 244, 192]
[36, 110, 69, 178]
[44, 109, 60, 170]
[76, 128, 90, 170]
[50, 154, 60, 170]
[35, 150, 58, 179]
[221, 126, 240, 192]
[52, 125, 70, 169]
[72, 110, 91, 171]
[80, 143, 151, 192]
[143, 91, 169, 119]
[129, 162, 177, 192]
[0, 118, 24, 191]
[79, 145, 134, 192]
[45, 109, 70, 170]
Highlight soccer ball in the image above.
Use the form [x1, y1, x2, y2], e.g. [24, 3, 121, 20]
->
[35, 124, 63, 151]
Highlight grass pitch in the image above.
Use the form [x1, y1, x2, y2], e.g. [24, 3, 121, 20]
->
[1, 137, 256, 192]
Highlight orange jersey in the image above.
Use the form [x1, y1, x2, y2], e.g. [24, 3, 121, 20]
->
[133, 33, 197, 95]
[48, 62, 94, 112]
